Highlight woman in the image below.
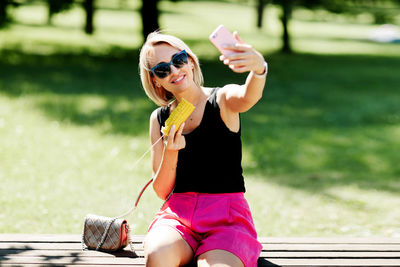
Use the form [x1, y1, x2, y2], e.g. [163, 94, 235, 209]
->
[139, 30, 268, 267]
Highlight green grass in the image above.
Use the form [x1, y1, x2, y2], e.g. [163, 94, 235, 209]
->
[1, 1, 400, 237]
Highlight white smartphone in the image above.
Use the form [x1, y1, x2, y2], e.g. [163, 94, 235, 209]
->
[209, 25, 238, 55]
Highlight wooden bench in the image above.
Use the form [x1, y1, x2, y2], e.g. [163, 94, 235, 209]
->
[1, 234, 400, 266]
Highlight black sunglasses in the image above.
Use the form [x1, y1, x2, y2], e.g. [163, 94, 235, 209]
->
[150, 50, 189, 79]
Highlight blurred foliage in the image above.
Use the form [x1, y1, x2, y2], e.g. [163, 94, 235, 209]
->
[300, 0, 400, 24]
[47, 0, 74, 23]
[1, 0, 399, 52]
[2, 0, 400, 28]
[266, 0, 400, 23]
[260, 0, 400, 52]
[0, 0, 19, 26]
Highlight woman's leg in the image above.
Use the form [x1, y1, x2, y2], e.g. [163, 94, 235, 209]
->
[144, 226, 194, 267]
[197, 249, 244, 267]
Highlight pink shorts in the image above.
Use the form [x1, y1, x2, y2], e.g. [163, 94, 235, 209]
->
[148, 192, 262, 267]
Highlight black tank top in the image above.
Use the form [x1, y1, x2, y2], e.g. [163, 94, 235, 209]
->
[156, 88, 245, 193]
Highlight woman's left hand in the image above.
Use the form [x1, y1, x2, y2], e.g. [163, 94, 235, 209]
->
[219, 32, 266, 75]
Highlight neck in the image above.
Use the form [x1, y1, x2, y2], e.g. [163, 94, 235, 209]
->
[174, 85, 205, 107]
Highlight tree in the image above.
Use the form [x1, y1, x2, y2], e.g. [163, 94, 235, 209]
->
[47, 0, 74, 25]
[256, 0, 266, 28]
[83, 0, 94, 34]
[280, 0, 293, 53]
[0, 0, 19, 27]
[255, 0, 295, 53]
[0, 0, 8, 27]
[141, 0, 160, 41]
[258, 0, 400, 53]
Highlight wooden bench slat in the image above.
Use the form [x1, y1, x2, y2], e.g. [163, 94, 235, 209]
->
[3, 256, 400, 267]
[261, 244, 400, 252]
[3, 241, 400, 252]
[0, 234, 144, 243]
[1, 234, 400, 266]
[258, 237, 400, 244]
[0, 234, 82, 243]
[0, 242, 144, 251]
[4, 243, 399, 254]
[1, 265, 134, 267]
[0, 249, 143, 258]
[257, 258, 400, 267]
[3, 235, 399, 245]
[1, 256, 146, 265]
[259, 251, 400, 258]
[2, 249, 399, 259]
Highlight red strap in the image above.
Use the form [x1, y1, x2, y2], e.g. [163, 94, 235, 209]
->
[134, 178, 154, 208]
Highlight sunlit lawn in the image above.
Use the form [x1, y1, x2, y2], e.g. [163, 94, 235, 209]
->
[1, 1, 400, 237]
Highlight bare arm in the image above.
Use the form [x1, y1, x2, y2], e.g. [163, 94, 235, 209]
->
[149, 110, 185, 200]
[219, 32, 268, 113]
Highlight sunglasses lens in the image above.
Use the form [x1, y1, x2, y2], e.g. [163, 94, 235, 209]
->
[153, 63, 171, 78]
[172, 51, 188, 67]
[151, 50, 188, 79]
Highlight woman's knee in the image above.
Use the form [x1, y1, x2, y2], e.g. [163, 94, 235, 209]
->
[145, 235, 177, 266]
[144, 227, 194, 267]
[145, 244, 177, 266]
[197, 249, 244, 267]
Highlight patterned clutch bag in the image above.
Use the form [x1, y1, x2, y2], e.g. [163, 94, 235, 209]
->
[82, 214, 130, 252]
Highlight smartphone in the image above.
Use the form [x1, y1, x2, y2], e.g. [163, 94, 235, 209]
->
[209, 25, 238, 55]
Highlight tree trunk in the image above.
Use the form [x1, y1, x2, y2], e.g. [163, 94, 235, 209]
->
[47, 0, 53, 25]
[84, 0, 95, 34]
[257, 0, 264, 28]
[141, 0, 159, 41]
[281, 0, 292, 53]
[0, 0, 7, 27]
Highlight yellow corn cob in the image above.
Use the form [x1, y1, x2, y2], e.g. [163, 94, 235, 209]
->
[161, 98, 195, 136]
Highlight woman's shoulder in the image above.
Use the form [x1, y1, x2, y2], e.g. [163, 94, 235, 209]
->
[150, 109, 160, 125]
[151, 105, 170, 127]
[201, 86, 215, 97]
[218, 84, 241, 96]
[202, 86, 220, 100]
[216, 83, 242, 104]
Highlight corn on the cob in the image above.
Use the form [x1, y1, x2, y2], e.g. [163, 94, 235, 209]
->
[162, 98, 195, 136]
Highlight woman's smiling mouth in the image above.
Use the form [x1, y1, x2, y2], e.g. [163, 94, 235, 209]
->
[171, 74, 186, 84]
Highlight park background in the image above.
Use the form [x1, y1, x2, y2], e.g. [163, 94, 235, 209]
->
[1, 0, 400, 238]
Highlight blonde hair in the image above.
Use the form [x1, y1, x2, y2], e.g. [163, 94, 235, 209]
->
[139, 31, 204, 107]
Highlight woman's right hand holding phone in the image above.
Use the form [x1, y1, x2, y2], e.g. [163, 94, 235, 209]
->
[219, 32, 266, 76]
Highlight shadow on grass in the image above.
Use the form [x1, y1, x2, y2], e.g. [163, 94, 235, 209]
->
[1, 49, 400, 195]
[240, 52, 400, 195]
[0, 48, 154, 136]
